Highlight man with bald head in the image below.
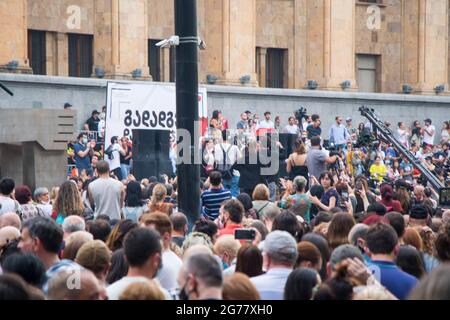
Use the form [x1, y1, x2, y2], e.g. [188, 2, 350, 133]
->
[0, 226, 20, 247]
[62, 216, 86, 240]
[47, 269, 106, 300]
[0, 212, 21, 230]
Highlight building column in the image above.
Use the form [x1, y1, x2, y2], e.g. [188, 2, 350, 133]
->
[0, 0, 32, 74]
[161, 47, 171, 82]
[403, 0, 448, 94]
[304, 0, 357, 91]
[256, 48, 267, 87]
[93, 0, 150, 80]
[204, 0, 257, 86]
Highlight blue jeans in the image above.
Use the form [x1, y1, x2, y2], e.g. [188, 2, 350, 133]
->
[223, 175, 240, 198]
[120, 163, 131, 180]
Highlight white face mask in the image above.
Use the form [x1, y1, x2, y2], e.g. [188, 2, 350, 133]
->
[99, 112, 106, 120]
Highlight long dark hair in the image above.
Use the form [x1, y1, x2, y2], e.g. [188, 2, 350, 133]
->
[212, 110, 220, 120]
[125, 181, 143, 207]
[284, 268, 320, 300]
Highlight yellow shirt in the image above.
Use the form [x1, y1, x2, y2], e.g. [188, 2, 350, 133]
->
[370, 163, 387, 182]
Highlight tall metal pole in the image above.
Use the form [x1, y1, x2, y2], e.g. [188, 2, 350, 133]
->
[175, 0, 200, 227]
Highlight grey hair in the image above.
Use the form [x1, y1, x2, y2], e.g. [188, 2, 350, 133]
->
[263, 206, 280, 221]
[293, 176, 307, 192]
[263, 230, 298, 266]
[62, 216, 86, 233]
[348, 223, 369, 247]
[184, 253, 223, 288]
[329, 244, 364, 270]
[33, 187, 49, 200]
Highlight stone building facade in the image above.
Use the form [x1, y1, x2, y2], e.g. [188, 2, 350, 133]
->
[0, 0, 449, 94]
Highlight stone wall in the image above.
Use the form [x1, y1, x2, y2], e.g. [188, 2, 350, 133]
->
[1, 74, 449, 143]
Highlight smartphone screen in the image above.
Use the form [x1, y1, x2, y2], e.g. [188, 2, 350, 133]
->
[341, 191, 349, 202]
[234, 228, 256, 241]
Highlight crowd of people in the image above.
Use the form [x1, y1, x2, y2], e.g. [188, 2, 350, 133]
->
[0, 107, 449, 300]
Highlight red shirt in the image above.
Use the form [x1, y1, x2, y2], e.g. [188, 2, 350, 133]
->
[380, 199, 403, 213]
[218, 223, 242, 237]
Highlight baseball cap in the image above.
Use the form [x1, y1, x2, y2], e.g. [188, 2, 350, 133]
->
[410, 205, 428, 220]
[64, 102, 73, 109]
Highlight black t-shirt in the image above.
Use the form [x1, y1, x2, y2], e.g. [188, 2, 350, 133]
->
[86, 117, 100, 131]
[307, 125, 322, 139]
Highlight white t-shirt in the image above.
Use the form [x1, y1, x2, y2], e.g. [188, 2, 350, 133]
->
[106, 276, 171, 300]
[214, 143, 242, 177]
[284, 124, 299, 135]
[156, 250, 183, 294]
[397, 128, 409, 146]
[0, 196, 17, 215]
[110, 143, 122, 171]
[258, 120, 275, 129]
[423, 125, 436, 145]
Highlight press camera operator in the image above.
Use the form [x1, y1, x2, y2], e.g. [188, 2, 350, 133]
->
[306, 136, 340, 181]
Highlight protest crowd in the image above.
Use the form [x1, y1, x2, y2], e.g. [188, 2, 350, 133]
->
[0, 105, 449, 300]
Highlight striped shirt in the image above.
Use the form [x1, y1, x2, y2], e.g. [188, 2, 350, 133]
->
[201, 188, 232, 220]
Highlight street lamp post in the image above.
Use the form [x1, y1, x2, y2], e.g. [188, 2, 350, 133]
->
[174, 0, 201, 227]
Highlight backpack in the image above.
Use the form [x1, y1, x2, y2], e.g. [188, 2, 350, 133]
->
[215, 144, 234, 180]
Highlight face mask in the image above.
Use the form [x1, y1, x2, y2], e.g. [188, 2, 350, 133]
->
[99, 112, 106, 120]
[178, 284, 189, 301]
[82, 138, 88, 144]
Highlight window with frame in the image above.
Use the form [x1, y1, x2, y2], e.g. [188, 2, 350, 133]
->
[357, 54, 380, 93]
[68, 34, 93, 78]
[266, 48, 287, 88]
[28, 30, 46, 75]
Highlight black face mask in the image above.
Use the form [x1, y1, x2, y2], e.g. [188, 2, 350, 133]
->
[178, 283, 190, 301]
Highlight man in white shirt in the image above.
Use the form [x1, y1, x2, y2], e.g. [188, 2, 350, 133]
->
[214, 131, 242, 197]
[284, 116, 299, 135]
[106, 227, 171, 300]
[140, 212, 183, 297]
[106, 136, 124, 180]
[0, 178, 19, 216]
[258, 111, 275, 129]
[251, 231, 297, 300]
[422, 118, 435, 148]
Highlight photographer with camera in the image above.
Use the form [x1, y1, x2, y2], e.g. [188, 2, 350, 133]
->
[305, 136, 340, 181]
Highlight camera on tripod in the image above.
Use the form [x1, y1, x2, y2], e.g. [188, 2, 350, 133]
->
[295, 107, 308, 123]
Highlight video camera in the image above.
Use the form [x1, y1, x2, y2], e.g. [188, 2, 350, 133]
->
[295, 107, 308, 123]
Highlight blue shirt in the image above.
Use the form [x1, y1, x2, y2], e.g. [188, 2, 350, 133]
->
[73, 142, 91, 170]
[329, 124, 349, 145]
[368, 260, 417, 300]
[201, 188, 232, 220]
[251, 268, 292, 300]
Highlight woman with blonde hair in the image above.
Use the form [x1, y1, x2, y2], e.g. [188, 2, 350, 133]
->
[147, 183, 173, 215]
[252, 184, 278, 219]
[52, 180, 84, 224]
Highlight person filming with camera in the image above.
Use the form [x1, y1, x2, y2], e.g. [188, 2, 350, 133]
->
[305, 136, 340, 181]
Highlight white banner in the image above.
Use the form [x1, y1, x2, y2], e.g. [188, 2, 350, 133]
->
[105, 82, 207, 148]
